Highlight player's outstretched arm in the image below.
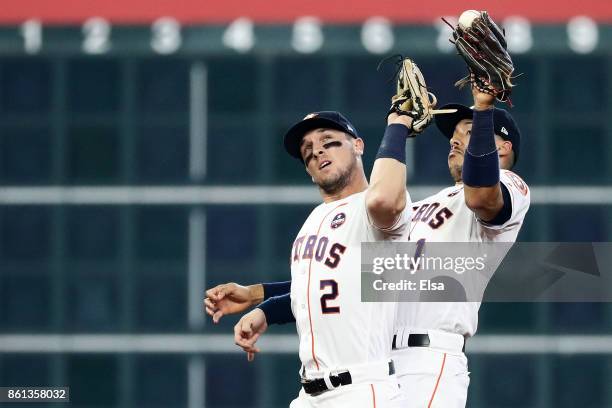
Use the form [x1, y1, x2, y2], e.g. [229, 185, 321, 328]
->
[365, 114, 413, 229]
[463, 89, 507, 222]
[204, 281, 291, 323]
[204, 282, 263, 323]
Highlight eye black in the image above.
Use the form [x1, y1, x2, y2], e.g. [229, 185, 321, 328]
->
[323, 141, 342, 149]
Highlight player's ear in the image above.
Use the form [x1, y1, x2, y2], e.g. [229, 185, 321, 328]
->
[499, 140, 512, 155]
[353, 138, 364, 156]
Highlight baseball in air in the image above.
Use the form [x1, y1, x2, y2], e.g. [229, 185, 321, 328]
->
[458, 10, 481, 29]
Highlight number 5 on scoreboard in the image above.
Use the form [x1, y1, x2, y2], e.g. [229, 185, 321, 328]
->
[320, 279, 340, 314]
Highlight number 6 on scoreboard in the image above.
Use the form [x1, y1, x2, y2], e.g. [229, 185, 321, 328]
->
[320, 279, 340, 314]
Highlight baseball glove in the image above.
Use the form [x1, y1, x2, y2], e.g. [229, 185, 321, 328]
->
[387, 57, 455, 134]
[445, 11, 515, 103]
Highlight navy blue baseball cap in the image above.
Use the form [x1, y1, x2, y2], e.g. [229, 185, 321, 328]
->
[435, 103, 521, 164]
[284, 111, 359, 160]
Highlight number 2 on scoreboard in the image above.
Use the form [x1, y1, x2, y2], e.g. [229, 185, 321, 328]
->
[320, 279, 340, 314]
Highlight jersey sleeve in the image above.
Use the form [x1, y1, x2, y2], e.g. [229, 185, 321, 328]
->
[478, 170, 530, 232]
[364, 189, 413, 238]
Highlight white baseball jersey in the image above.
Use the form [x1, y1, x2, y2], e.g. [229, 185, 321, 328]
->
[396, 169, 530, 337]
[290, 190, 412, 377]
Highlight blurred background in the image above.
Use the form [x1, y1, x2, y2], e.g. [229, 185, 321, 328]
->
[0, 0, 611, 407]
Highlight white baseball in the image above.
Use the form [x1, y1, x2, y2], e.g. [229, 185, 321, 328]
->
[458, 10, 481, 29]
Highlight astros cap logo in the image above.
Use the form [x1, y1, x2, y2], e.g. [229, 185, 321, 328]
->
[304, 113, 318, 120]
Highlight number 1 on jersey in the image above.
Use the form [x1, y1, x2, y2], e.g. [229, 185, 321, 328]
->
[320, 279, 340, 314]
[412, 238, 426, 272]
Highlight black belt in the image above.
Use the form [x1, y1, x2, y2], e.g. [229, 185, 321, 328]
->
[392, 333, 466, 352]
[301, 361, 395, 395]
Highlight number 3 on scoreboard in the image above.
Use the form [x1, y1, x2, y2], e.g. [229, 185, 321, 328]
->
[320, 279, 340, 314]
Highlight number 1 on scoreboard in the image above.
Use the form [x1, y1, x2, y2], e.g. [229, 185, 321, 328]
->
[20, 19, 42, 54]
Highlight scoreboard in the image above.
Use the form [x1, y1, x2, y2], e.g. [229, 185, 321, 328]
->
[0, 18, 611, 56]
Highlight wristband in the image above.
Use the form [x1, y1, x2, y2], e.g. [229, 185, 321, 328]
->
[262, 281, 291, 300]
[258, 293, 295, 325]
[375, 124, 410, 163]
[463, 109, 500, 187]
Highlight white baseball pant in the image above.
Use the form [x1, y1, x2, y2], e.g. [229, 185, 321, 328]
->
[392, 331, 470, 408]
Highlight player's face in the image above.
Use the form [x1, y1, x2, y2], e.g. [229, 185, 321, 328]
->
[448, 119, 472, 182]
[448, 119, 514, 182]
[300, 128, 362, 194]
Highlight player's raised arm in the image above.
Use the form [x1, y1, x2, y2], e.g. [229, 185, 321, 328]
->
[461, 89, 507, 222]
[366, 115, 411, 229]
[367, 59, 435, 229]
[448, 11, 517, 223]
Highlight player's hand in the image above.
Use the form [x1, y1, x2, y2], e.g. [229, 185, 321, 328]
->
[472, 78, 496, 110]
[204, 282, 262, 324]
[234, 308, 268, 362]
[387, 112, 414, 129]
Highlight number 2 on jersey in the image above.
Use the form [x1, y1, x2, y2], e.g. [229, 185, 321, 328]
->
[320, 279, 340, 313]
[318, 239, 425, 314]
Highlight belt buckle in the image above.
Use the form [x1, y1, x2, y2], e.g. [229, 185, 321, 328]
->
[322, 370, 338, 390]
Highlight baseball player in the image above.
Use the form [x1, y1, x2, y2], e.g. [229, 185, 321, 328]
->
[206, 89, 529, 408]
[211, 107, 421, 407]
[388, 14, 530, 407]
[388, 90, 529, 407]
